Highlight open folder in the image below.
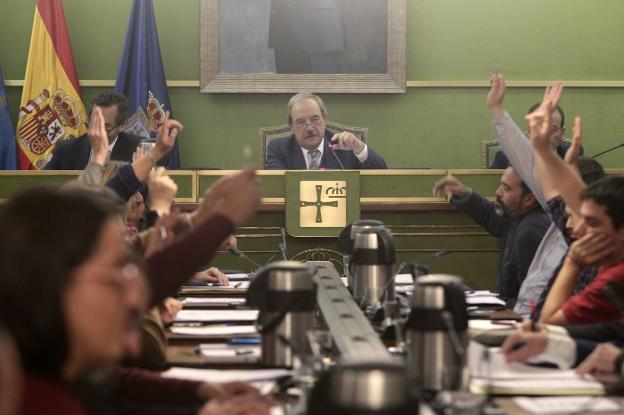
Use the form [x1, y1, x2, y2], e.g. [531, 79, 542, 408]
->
[468, 341, 604, 396]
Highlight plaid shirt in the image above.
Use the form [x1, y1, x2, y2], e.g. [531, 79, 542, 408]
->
[531, 196, 598, 320]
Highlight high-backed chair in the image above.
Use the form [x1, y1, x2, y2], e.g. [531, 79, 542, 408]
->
[480, 137, 574, 168]
[258, 121, 368, 168]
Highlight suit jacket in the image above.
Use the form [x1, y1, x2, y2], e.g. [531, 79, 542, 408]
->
[265, 132, 388, 170]
[45, 131, 143, 170]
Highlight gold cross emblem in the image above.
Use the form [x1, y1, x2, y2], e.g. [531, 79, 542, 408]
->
[299, 181, 347, 228]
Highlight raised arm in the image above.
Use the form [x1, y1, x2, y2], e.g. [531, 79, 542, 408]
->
[488, 74, 546, 207]
[527, 84, 585, 215]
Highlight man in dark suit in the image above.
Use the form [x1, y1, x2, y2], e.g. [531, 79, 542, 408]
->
[46, 91, 142, 170]
[265, 93, 387, 169]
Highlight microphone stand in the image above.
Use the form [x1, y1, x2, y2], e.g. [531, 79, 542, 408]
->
[279, 227, 288, 261]
[228, 247, 261, 269]
[592, 142, 624, 158]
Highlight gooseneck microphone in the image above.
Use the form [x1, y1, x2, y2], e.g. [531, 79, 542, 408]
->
[228, 247, 261, 269]
[278, 227, 288, 261]
[378, 250, 451, 303]
[329, 136, 346, 170]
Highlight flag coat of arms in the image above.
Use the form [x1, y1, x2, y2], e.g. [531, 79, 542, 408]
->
[115, 0, 180, 168]
[16, 0, 88, 170]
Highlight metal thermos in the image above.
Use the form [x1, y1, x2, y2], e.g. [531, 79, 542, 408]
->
[337, 220, 385, 285]
[405, 274, 468, 392]
[307, 362, 419, 415]
[350, 227, 395, 307]
[246, 261, 316, 368]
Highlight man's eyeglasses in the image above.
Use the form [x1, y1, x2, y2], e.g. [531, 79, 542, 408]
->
[293, 116, 322, 129]
[105, 123, 120, 134]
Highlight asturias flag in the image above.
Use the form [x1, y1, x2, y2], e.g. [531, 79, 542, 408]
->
[16, 0, 88, 170]
[0, 67, 17, 170]
[115, 0, 180, 168]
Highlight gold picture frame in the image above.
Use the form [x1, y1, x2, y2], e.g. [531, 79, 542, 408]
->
[200, 0, 406, 93]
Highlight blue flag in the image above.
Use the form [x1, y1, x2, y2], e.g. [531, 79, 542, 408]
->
[0, 67, 17, 170]
[114, 0, 180, 168]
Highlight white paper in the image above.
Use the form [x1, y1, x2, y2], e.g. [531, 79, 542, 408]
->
[170, 325, 257, 336]
[395, 285, 414, 293]
[175, 309, 258, 323]
[197, 344, 261, 363]
[465, 296, 506, 306]
[468, 319, 516, 331]
[163, 367, 292, 383]
[465, 290, 499, 297]
[467, 341, 604, 395]
[181, 297, 246, 306]
[513, 396, 619, 414]
[395, 273, 414, 285]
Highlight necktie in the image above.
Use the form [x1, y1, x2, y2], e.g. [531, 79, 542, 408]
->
[308, 149, 321, 170]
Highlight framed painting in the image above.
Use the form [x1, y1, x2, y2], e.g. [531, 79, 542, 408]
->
[200, 0, 406, 93]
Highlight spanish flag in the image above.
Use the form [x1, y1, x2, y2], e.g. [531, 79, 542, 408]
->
[17, 0, 88, 170]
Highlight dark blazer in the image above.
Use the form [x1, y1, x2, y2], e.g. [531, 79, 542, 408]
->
[265, 132, 388, 170]
[489, 142, 584, 169]
[45, 131, 143, 170]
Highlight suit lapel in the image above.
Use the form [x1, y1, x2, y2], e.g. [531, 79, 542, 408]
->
[288, 136, 307, 169]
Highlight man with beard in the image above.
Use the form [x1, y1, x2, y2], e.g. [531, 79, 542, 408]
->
[265, 93, 387, 170]
[433, 168, 550, 306]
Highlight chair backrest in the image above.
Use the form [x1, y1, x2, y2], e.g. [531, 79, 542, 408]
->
[480, 136, 573, 168]
[258, 121, 368, 168]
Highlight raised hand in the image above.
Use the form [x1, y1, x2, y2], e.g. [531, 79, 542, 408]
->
[526, 100, 554, 152]
[151, 111, 183, 161]
[195, 168, 260, 227]
[88, 106, 110, 165]
[329, 131, 365, 155]
[564, 116, 583, 166]
[486, 73, 506, 118]
[147, 167, 178, 215]
[432, 176, 470, 199]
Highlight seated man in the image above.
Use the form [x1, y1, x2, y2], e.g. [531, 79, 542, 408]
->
[46, 90, 143, 170]
[266, 92, 387, 169]
[433, 168, 550, 307]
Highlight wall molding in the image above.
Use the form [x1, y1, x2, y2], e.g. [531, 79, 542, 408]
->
[6, 80, 624, 88]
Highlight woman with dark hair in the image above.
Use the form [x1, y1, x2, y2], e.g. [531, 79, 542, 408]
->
[0, 185, 139, 414]
[0, 179, 269, 415]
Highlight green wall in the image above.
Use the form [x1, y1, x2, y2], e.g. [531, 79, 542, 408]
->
[2, 0, 624, 169]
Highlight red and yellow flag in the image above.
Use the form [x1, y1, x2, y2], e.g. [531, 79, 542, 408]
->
[17, 0, 87, 170]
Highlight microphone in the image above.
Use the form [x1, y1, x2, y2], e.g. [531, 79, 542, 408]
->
[592, 142, 624, 159]
[330, 147, 345, 170]
[278, 227, 288, 261]
[378, 250, 451, 304]
[228, 247, 261, 269]
[328, 136, 346, 170]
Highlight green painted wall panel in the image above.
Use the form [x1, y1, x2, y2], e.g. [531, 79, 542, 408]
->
[2, 1, 623, 170]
